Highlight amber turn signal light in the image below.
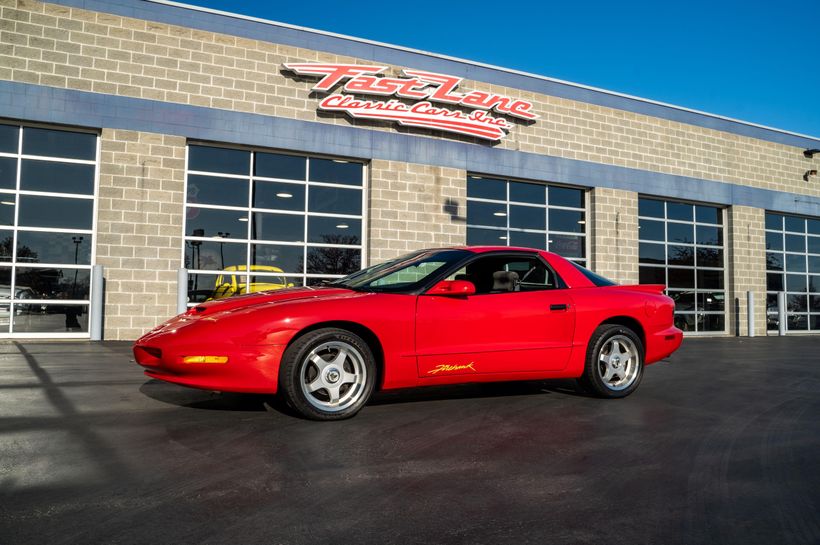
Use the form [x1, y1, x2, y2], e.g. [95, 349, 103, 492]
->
[182, 356, 229, 364]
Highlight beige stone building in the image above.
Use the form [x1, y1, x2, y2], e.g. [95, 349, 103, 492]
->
[0, 0, 818, 340]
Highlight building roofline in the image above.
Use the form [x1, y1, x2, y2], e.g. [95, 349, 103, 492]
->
[147, 0, 820, 144]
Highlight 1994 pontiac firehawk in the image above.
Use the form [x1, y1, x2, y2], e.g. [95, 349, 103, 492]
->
[134, 247, 683, 420]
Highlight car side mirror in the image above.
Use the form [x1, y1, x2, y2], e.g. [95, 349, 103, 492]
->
[427, 279, 476, 297]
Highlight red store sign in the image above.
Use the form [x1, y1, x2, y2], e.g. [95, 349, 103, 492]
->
[284, 63, 538, 141]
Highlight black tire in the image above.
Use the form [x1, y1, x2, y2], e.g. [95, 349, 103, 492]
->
[279, 327, 376, 420]
[578, 324, 644, 398]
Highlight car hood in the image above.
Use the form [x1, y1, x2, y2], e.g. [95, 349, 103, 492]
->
[189, 285, 366, 316]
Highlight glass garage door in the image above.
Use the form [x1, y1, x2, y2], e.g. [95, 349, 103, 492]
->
[465, 175, 587, 266]
[0, 123, 98, 337]
[765, 212, 820, 332]
[638, 197, 726, 333]
[183, 144, 365, 305]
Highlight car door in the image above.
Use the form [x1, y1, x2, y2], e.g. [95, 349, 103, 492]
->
[415, 253, 575, 378]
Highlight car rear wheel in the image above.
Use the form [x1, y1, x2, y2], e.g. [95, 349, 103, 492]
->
[279, 328, 376, 420]
[579, 324, 644, 398]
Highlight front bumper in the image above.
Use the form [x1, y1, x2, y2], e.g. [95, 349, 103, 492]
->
[133, 340, 286, 394]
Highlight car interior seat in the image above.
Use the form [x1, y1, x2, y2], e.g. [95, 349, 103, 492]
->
[491, 271, 520, 292]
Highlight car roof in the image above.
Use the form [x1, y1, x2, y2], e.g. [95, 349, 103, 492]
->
[447, 245, 556, 256]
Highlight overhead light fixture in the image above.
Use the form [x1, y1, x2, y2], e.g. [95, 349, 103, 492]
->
[238, 217, 249, 222]
[577, 220, 586, 224]
[804, 169, 818, 182]
[0, 201, 14, 206]
[276, 192, 293, 198]
[332, 159, 348, 163]
[493, 211, 507, 217]
[803, 149, 820, 158]
[336, 223, 349, 229]
[498, 236, 507, 240]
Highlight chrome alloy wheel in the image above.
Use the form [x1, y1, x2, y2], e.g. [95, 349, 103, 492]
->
[299, 341, 367, 412]
[597, 334, 640, 391]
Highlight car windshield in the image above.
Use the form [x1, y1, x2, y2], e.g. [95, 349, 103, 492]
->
[330, 249, 471, 293]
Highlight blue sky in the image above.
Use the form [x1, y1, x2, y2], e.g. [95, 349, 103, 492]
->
[181, 0, 820, 137]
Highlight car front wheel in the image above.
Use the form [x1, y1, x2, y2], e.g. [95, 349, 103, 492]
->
[279, 328, 376, 420]
[579, 324, 644, 398]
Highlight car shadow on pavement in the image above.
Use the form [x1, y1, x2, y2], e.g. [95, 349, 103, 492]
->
[139, 378, 590, 415]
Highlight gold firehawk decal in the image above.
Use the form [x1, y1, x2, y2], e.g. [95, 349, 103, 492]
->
[428, 362, 476, 375]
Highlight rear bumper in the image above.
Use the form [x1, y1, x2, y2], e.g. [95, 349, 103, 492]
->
[133, 341, 286, 394]
[645, 326, 683, 364]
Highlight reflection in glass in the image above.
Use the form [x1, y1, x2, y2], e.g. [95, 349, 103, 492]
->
[638, 198, 664, 218]
[309, 185, 362, 215]
[509, 205, 545, 231]
[787, 273, 807, 292]
[18, 196, 93, 230]
[510, 182, 545, 203]
[185, 207, 247, 239]
[667, 245, 694, 266]
[0, 124, 18, 153]
[765, 231, 782, 251]
[809, 219, 820, 235]
[20, 160, 95, 195]
[16, 231, 92, 265]
[785, 234, 805, 253]
[548, 186, 584, 208]
[306, 247, 360, 275]
[639, 219, 664, 241]
[187, 273, 219, 303]
[22, 127, 96, 160]
[15, 267, 90, 300]
[695, 205, 721, 225]
[253, 180, 305, 211]
[766, 252, 783, 271]
[698, 314, 725, 332]
[255, 152, 306, 180]
[785, 216, 806, 233]
[765, 213, 783, 231]
[467, 226, 506, 245]
[184, 240, 247, 271]
[12, 304, 89, 333]
[309, 158, 362, 186]
[639, 242, 665, 264]
[467, 176, 505, 200]
[186, 174, 248, 207]
[307, 216, 361, 244]
[767, 273, 783, 291]
[787, 294, 808, 312]
[549, 209, 584, 233]
[667, 223, 694, 244]
[0, 198, 14, 226]
[698, 292, 725, 311]
[0, 157, 16, 190]
[696, 225, 722, 246]
[697, 269, 724, 290]
[188, 145, 249, 175]
[251, 244, 304, 273]
[668, 268, 694, 288]
[467, 201, 506, 227]
[667, 202, 693, 222]
[0, 230, 11, 261]
[674, 313, 696, 332]
[509, 231, 545, 249]
[639, 266, 665, 285]
[808, 236, 820, 255]
[669, 291, 694, 311]
[786, 254, 806, 272]
[549, 234, 584, 258]
[249, 275, 301, 290]
[696, 248, 723, 268]
[252, 212, 304, 242]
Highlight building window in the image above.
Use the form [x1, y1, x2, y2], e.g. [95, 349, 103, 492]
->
[184, 144, 365, 304]
[765, 212, 820, 332]
[465, 175, 587, 266]
[638, 197, 726, 333]
[0, 123, 98, 336]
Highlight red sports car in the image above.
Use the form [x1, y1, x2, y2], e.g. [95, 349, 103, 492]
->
[134, 247, 682, 420]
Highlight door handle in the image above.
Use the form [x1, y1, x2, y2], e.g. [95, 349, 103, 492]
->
[550, 303, 568, 311]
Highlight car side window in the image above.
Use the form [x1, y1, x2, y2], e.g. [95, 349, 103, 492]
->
[446, 255, 556, 294]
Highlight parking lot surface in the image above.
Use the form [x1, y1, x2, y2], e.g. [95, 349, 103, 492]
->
[1, 337, 819, 545]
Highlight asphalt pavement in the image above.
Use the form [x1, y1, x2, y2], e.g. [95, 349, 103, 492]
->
[1, 336, 819, 545]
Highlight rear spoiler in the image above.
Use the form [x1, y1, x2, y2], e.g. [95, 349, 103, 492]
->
[608, 284, 666, 295]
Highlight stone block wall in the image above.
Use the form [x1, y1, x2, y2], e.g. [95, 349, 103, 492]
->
[96, 128, 184, 340]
